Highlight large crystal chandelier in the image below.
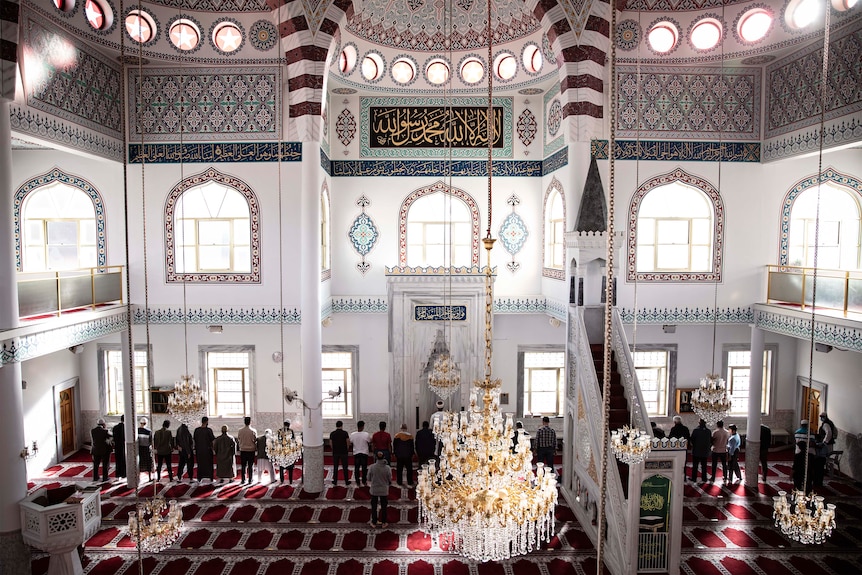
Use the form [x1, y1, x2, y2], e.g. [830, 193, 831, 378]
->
[128, 497, 183, 553]
[773, 490, 836, 544]
[690, 373, 731, 426]
[167, 375, 207, 427]
[267, 427, 303, 468]
[428, 353, 460, 399]
[611, 425, 652, 465]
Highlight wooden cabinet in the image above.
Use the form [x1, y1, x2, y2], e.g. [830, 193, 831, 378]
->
[151, 390, 171, 414]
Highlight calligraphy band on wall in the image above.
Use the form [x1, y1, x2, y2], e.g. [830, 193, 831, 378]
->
[414, 305, 468, 321]
[370, 106, 504, 149]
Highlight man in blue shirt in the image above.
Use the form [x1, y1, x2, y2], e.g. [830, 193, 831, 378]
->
[726, 424, 742, 482]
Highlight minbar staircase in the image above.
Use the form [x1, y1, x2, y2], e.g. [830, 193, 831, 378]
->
[591, 343, 630, 499]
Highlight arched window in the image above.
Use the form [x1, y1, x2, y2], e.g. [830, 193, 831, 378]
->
[15, 169, 106, 272]
[783, 172, 862, 270]
[628, 168, 724, 282]
[399, 181, 480, 268]
[543, 178, 566, 279]
[321, 182, 331, 278]
[165, 168, 260, 283]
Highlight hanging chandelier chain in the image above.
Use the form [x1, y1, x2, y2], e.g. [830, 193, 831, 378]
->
[485, 0, 493, 240]
[277, 8, 286, 425]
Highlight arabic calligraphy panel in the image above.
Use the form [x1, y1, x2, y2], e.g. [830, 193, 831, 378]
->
[414, 305, 468, 321]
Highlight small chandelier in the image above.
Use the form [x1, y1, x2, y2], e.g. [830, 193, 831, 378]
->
[128, 497, 183, 553]
[611, 425, 651, 465]
[167, 375, 207, 427]
[267, 428, 303, 469]
[690, 373, 731, 426]
[417, 379, 558, 562]
[428, 353, 461, 400]
[773, 490, 836, 544]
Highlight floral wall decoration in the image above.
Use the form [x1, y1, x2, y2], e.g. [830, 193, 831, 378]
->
[498, 193, 528, 273]
[349, 194, 379, 276]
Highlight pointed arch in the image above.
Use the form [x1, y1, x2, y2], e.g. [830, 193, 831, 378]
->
[543, 177, 566, 279]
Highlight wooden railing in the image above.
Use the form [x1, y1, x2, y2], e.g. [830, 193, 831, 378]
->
[17, 266, 124, 319]
[766, 265, 862, 316]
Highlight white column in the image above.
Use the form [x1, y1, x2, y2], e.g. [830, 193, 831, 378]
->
[120, 329, 138, 489]
[300, 141, 323, 492]
[0, 98, 31, 571]
[745, 325, 765, 488]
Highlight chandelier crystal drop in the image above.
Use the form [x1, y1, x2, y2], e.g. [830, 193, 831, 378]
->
[428, 353, 461, 400]
[611, 425, 652, 465]
[167, 375, 208, 427]
[417, 379, 558, 562]
[773, 490, 836, 544]
[127, 497, 183, 553]
[690, 373, 731, 426]
[266, 428, 303, 469]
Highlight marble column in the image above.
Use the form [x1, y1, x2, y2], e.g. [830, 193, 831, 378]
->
[120, 329, 139, 489]
[300, 141, 323, 492]
[0, 98, 32, 572]
[745, 325, 765, 488]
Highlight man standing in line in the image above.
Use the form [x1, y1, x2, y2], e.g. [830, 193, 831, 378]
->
[372, 421, 392, 463]
[112, 415, 126, 480]
[535, 416, 557, 477]
[138, 418, 153, 482]
[330, 420, 351, 486]
[91, 418, 112, 483]
[350, 421, 371, 486]
[237, 416, 257, 484]
[153, 420, 175, 482]
[194, 416, 216, 482]
[689, 419, 711, 482]
[213, 425, 237, 483]
[393, 423, 415, 487]
[668, 415, 691, 473]
[726, 424, 742, 482]
[367, 451, 392, 528]
[710, 420, 730, 482]
[175, 422, 195, 482]
[415, 421, 435, 469]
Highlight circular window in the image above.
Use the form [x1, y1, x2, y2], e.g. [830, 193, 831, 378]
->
[125, 9, 155, 43]
[426, 59, 450, 85]
[460, 57, 485, 84]
[170, 19, 200, 51]
[53, 0, 76, 14]
[85, 0, 110, 30]
[786, 0, 821, 28]
[832, 0, 858, 9]
[647, 21, 678, 53]
[494, 52, 517, 81]
[213, 21, 243, 53]
[737, 8, 773, 42]
[690, 18, 722, 50]
[361, 52, 385, 81]
[340, 44, 358, 74]
[522, 43, 543, 74]
[391, 58, 416, 84]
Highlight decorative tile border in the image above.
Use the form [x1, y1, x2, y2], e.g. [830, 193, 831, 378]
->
[0, 310, 128, 366]
[128, 142, 302, 163]
[753, 305, 862, 353]
[320, 148, 332, 175]
[542, 147, 568, 175]
[591, 139, 760, 162]
[762, 115, 862, 162]
[132, 307, 301, 324]
[329, 298, 388, 314]
[331, 159, 542, 177]
[618, 307, 754, 324]
[9, 106, 124, 162]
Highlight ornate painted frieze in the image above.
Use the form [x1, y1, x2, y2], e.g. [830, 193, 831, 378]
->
[21, 16, 122, 139]
[499, 194, 528, 273]
[132, 307, 301, 324]
[320, 148, 332, 174]
[330, 298, 389, 314]
[128, 67, 280, 141]
[543, 86, 565, 157]
[754, 305, 862, 353]
[330, 159, 542, 177]
[762, 115, 862, 162]
[618, 307, 754, 324]
[9, 107, 124, 162]
[349, 195, 378, 276]
[128, 142, 302, 163]
[139, 0, 269, 11]
[14, 168, 107, 271]
[543, 147, 569, 174]
[590, 139, 760, 162]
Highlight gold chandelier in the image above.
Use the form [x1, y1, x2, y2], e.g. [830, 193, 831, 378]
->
[128, 497, 183, 553]
[773, 490, 836, 544]
[267, 427, 303, 469]
[428, 353, 461, 399]
[691, 373, 731, 426]
[167, 375, 207, 427]
[611, 425, 652, 465]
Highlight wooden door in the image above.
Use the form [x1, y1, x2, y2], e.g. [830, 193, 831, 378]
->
[59, 388, 75, 455]
[801, 386, 821, 433]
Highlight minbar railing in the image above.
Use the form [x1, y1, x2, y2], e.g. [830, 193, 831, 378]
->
[766, 265, 862, 317]
[17, 266, 124, 319]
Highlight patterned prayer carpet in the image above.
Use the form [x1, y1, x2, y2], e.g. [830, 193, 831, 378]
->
[28, 451, 862, 575]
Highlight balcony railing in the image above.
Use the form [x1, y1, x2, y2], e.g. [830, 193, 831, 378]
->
[766, 265, 862, 316]
[17, 266, 124, 319]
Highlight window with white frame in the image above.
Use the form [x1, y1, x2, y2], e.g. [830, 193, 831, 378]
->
[204, 348, 253, 417]
[174, 181, 251, 274]
[100, 346, 150, 415]
[724, 346, 775, 416]
[520, 351, 565, 417]
[406, 192, 472, 267]
[321, 348, 356, 419]
[788, 183, 861, 270]
[636, 182, 713, 273]
[22, 182, 98, 272]
[632, 348, 674, 417]
[544, 186, 565, 269]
